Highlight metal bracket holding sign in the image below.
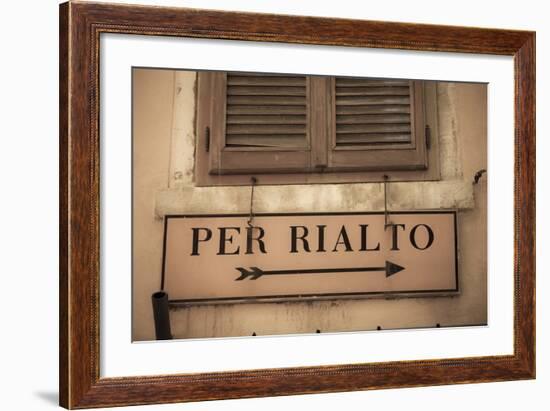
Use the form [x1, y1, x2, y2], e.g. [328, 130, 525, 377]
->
[158, 211, 458, 308]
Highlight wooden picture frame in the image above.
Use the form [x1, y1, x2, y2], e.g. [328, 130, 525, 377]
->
[59, 1, 535, 408]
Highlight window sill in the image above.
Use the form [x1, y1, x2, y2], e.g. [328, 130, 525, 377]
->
[154, 180, 474, 218]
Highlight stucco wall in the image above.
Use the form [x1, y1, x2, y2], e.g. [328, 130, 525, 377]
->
[132, 69, 175, 340]
[132, 69, 487, 341]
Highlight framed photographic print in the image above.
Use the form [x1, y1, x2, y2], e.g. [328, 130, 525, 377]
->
[59, 1, 535, 408]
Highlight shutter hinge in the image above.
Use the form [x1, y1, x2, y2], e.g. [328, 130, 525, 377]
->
[205, 126, 210, 152]
[425, 125, 431, 149]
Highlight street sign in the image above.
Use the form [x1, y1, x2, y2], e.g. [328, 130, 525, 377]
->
[161, 212, 458, 304]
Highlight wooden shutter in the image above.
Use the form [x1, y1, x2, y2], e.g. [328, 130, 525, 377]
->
[225, 73, 308, 149]
[328, 78, 428, 172]
[197, 72, 431, 180]
[335, 78, 412, 146]
[201, 72, 312, 175]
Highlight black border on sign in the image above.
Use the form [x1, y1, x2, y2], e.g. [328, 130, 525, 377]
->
[160, 210, 459, 305]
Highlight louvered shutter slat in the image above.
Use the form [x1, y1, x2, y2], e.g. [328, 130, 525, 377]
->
[227, 86, 305, 96]
[335, 96, 410, 106]
[336, 124, 411, 134]
[335, 105, 410, 115]
[227, 106, 307, 115]
[227, 136, 307, 148]
[336, 79, 410, 87]
[227, 115, 306, 125]
[335, 86, 410, 96]
[226, 73, 307, 148]
[336, 114, 410, 124]
[335, 78, 413, 146]
[227, 124, 305, 134]
[227, 75, 306, 87]
[227, 96, 306, 105]
[337, 134, 412, 144]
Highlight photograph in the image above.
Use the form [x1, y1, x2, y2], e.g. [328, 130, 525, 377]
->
[132, 69, 488, 341]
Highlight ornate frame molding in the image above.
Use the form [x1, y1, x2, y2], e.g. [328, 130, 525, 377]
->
[60, 2, 535, 408]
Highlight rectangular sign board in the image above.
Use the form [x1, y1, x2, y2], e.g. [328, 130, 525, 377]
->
[162, 212, 458, 304]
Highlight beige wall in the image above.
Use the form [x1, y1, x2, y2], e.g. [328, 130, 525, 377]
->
[132, 69, 175, 340]
[132, 69, 487, 341]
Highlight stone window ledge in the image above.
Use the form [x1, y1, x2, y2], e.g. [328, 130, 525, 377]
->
[154, 180, 474, 218]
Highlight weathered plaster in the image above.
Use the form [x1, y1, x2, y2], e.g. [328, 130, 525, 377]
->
[155, 180, 474, 217]
[169, 71, 197, 187]
[438, 83, 464, 179]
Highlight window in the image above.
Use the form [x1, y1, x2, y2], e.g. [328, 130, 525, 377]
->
[195, 71, 440, 186]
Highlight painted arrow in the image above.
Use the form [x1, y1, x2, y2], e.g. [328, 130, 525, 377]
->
[235, 260, 405, 281]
